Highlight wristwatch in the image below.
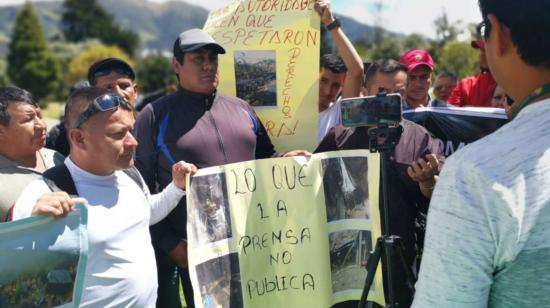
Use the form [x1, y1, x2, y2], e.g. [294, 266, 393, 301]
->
[326, 18, 341, 31]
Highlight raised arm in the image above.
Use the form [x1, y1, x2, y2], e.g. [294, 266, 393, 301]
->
[314, 0, 364, 98]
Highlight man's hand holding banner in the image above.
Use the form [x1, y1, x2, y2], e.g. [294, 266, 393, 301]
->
[187, 150, 385, 308]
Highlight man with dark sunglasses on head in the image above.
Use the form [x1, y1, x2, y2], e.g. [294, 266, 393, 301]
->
[413, 0, 550, 307]
[12, 87, 197, 307]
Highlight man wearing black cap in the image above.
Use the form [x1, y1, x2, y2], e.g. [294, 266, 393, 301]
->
[134, 28, 308, 307]
[87, 57, 139, 106]
[46, 58, 138, 156]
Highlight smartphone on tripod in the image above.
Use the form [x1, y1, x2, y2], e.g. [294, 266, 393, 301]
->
[340, 93, 403, 128]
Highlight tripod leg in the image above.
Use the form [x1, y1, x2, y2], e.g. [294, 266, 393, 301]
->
[393, 240, 416, 292]
[357, 237, 384, 308]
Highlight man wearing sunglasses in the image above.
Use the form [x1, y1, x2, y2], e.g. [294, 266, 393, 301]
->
[413, 0, 550, 307]
[12, 87, 198, 307]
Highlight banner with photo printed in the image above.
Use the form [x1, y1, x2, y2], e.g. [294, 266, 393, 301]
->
[403, 107, 509, 157]
[203, 0, 320, 152]
[0, 204, 88, 308]
[186, 150, 385, 307]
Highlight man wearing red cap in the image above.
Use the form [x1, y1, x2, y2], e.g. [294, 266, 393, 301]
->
[399, 50, 436, 110]
[447, 40, 497, 107]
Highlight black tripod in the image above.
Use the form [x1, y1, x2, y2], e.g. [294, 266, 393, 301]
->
[357, 123, 416, 308]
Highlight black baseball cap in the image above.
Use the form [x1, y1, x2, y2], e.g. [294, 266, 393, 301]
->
[173, 28, 226, 55]
[87, 58, 136, 85]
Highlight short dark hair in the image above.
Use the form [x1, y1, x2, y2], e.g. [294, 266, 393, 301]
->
[0, 86, 38, 126]
[364, 59, 408, 89]
[479, 0, 550, 68]
[436, 71, 458, 83]
[320, 54, 347, 74]
[64, 87, 133, 130]
[173, 38, 185, 65]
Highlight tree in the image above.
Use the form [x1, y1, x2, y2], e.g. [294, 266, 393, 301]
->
[367, 37, 403, 62]
[437, 41, 478, 79]
[433, 10, 462, 47]
[403, 34, 432, 52]
[136, 54, 177, 94]
[0, 59, 9, 87]
[61, 0, 139, 56]
[66, 45, 133, 86]
[7, 2, 61, 103]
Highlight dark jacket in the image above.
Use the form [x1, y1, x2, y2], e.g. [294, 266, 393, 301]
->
[134, 87, 276, 253]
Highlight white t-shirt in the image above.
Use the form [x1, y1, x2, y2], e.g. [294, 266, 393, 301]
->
[13, 158, 185, 307]
[413, 99, 550, 307]
[319, 100, 341, 141]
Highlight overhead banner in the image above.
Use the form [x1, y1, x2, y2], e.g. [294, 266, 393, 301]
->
[187, 150, 385, 308]
[203, 0, 320, 152]
[0, 204, 88, 307]
[404, 107, 509, 156]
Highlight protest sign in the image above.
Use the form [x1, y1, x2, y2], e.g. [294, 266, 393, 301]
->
[0, 204, 88, 307]
[203, 0, 320, 152]
[404, 107, 509, 156]
[187, 150, 385, 307]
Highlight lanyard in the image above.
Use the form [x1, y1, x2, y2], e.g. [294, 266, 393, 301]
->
[512, 83, 550, 119]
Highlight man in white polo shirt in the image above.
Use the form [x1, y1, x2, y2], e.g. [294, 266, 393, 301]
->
[12, 87, 197, 307]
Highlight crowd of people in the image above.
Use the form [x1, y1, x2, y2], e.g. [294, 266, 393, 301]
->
[0, 0, 548, 307]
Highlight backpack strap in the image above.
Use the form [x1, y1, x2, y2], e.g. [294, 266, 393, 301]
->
[42, 164, 79, 197]
[122, 166, 146, 193]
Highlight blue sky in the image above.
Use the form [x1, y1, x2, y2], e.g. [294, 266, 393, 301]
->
[0, 0, 482, 39]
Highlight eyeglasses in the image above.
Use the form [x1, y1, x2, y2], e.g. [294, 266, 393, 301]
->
[478, 20, 491, 40]
[74, 93, 128, 128]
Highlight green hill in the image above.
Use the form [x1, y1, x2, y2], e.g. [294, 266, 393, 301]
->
[0, 0, 393, 55]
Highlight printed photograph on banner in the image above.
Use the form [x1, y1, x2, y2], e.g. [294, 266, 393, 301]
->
[0, 256, 78, 307]
[234, 50, 277, 108]
[196, 253, 243, 308]
[321, 157, 370, 222]
[0, 207, 86, 308]
[188, 173, 233, 245]
[329, 230, 372, 294]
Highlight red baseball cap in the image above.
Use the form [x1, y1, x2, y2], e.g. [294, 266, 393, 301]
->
[471, 39, 485, 49]
[400, 49, 435, 72]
